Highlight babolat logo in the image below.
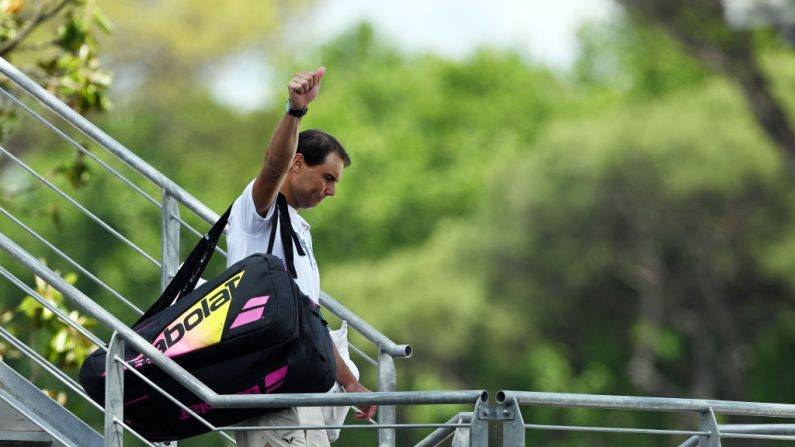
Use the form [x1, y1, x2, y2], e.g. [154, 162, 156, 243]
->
[128, 271, 244, 368]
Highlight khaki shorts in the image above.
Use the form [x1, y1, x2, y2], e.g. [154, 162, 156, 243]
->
[234, 407, 330, 447]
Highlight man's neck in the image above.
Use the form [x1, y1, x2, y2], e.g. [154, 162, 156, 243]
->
[279, 188, 300, 209]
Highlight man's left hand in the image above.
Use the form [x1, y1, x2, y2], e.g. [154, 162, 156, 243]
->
[344, 381, 377, 420]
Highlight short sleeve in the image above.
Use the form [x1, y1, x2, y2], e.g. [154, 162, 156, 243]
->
[230, 179, 276, 235]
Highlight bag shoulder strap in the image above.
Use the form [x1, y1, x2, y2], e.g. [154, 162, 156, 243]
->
[267, 193, 305, 279]
[134, 204, 231, 326]
[135, 193, 309, 327]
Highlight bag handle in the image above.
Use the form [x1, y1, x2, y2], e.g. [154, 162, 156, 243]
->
[133, 204, 232, 326]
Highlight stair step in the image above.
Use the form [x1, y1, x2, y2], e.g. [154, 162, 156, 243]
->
[0, 400, 52, 446]
[0, 429, 52, 446]
[0, 362, 102, 447]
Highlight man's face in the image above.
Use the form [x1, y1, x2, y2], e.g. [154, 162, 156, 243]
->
[290, 152, 345, 209]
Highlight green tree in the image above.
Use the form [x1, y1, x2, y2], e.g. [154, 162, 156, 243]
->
[615, 0, 795, 176]
[95, 0, 313, 103]
[300, 24, 566, 261]
[0, 0, 112, 140]
[476, 77, 793, 445]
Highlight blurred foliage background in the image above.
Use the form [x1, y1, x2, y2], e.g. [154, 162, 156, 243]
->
[3, 0, 795, 445]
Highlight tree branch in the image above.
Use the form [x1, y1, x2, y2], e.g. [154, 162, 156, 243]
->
[0, 0, 74, 56]
[617, 0, 795, 177]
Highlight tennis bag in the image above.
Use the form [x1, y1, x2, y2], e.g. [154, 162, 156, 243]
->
[79, 201, 336, 441]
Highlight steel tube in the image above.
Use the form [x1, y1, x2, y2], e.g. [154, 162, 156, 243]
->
[0, 57, 219, 227]
[350, 343, 377, 366]
[161, 192, 180, 291]
[0, 326, 100, 411]
[498, 390, 795, 418]
[720, 423, 795, 434]
[0, 231, 224, 405]
[679, 435, 699, 447]
[523, 424, 706, 436]
[0, 144, 160, 267]
[720, 432, 795, 441]
[0, 385, 75, 447]
[379, 351, 397, 446]
[104, 334, 124, 447]
[0, 208, 142, 314]
[0, 266, 105, 347]
[320, 291, 412, 358]
[229, 422, 471, 432]
[209, 390, 486, 409]
[0, 85, 161, 209]
[414, 412, 472, 447]
[0, 90, 221, 261]
[1, 230, 482, 410]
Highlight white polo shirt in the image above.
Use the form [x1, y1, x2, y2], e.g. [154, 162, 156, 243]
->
[226, 180, 320, 303]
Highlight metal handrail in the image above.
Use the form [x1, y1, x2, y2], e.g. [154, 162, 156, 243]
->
[679, 424, 795, 446]
[0, 84, 227, 255]
[0, 326, 97, 409]
[494, 390, 795, 446]
[414, 412, 473, 447]
[0, 266, 105, 347]
[0, 144, 161, 267]
[0, 232, 483, 408]
[0, 55, 406, 358]
[0, 54, 422, 445]
[0, 206, 143, 315]
[0, 57, 218, 225]
[496, 390, 795, 418]
[321, 291, 412, 359]
[0, 85, 162, 210]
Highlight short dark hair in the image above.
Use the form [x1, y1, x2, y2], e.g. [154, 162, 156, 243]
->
[297, 129, 351, 167]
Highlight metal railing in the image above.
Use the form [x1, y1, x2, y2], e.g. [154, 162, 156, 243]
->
[484, 390, 795, 446]
[2, 234, 487, 445]
[5, 55, 795, 447]
[0, 56, 487, 446]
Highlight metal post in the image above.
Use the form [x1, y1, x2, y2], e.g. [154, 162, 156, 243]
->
[378, 349, 397, 447]
[452, 413, 471, 447]
[105, 333, 124, 447]
[699, 408, 721, 447]
[471, 398, 489, 447]
[161, 192, 180, 291]
[159, 193, 179, 447]
[502, 398, 525, 447]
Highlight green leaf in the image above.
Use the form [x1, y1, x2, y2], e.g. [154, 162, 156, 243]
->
[17, 296, 41, 319]
[50, 329, 69, 354]
[92, 9, 114, 34]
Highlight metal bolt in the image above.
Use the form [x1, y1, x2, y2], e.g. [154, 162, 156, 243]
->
[503, 408, 511, 416]
[482, 408, 490, 416]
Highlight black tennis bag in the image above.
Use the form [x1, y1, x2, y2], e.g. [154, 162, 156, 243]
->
[79, 200, 336, 441]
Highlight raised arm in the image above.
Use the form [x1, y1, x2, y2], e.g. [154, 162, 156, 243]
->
[251, 67, 326, 215]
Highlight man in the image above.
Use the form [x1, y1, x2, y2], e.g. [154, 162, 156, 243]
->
[226, 67, 376, 446]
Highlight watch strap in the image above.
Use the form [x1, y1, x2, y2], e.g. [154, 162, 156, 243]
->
[286, 99, 308, 117]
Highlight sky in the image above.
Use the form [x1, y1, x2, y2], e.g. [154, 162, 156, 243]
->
[305, 0, 616, 66]
[209, 0, 617, 111]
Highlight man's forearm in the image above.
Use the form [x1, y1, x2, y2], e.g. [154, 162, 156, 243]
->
[265, 112, 301, 173]
[251, 67, 324, 213]
[252, 112, 302, 213]
[332, 343, 358, 388]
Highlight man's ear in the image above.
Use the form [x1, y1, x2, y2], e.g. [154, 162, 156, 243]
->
[292, 153, 305, 173]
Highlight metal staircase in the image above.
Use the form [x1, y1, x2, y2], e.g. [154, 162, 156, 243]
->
[4, 55, 795, 446]
[0, 56, 480, 446]
[0, 362, 102, 447]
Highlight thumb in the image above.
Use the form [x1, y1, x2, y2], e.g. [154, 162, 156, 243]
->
[314, 66, 327, 83]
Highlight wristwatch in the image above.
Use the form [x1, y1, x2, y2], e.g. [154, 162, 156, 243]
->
[286, 99, 308, 118]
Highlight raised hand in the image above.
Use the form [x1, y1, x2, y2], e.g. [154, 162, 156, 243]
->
[287, 66, 326, 111]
